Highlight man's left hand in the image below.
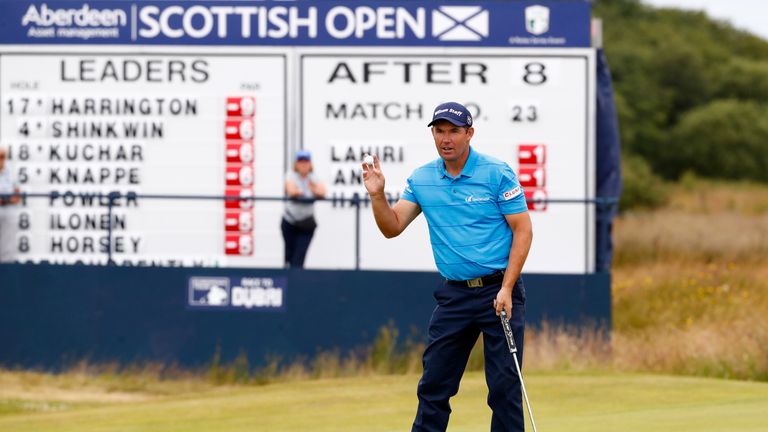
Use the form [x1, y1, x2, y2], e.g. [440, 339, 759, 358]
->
[493, 287, 513, 318]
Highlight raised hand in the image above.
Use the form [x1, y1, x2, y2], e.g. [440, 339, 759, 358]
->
[361, 154, 385, 197]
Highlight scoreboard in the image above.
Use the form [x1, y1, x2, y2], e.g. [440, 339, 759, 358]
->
[303, 49, 595, 272]
[0, 1, 596, 273]
[1, 52, 288, 267]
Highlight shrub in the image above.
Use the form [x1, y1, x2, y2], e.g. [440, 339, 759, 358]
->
[658, 100, 768, 181]
[712, 59, 768, 102]
[619, 154, 668, 211]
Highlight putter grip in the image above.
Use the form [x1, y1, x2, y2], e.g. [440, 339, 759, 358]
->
[500, 310, 517, 354]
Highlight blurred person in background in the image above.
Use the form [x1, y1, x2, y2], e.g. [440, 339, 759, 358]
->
[281, 150, 325, 268]
[0, 147, 21, 262]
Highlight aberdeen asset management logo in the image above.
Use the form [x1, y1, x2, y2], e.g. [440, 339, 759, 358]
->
[21, 3, 127, 40]
[432, 6, 489, 41]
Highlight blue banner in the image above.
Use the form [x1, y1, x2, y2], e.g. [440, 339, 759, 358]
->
[0, 1, 591, 47]
[0, 264, 610, 369]
[187, 275, 287, 311]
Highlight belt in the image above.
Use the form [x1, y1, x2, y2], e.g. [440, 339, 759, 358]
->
[447, 270, 505, 288]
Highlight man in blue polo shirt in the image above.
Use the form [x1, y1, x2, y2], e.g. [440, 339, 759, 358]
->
[362, 102, 533, 432]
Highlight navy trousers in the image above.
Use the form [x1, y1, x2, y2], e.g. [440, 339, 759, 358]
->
[280, 218, 315, 268]
[412, 277, 526, 432]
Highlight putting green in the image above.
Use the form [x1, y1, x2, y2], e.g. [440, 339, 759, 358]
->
[1, 371, 767, 431]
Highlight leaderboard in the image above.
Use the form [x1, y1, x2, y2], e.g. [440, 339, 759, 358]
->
[302, 50, 595, 273]
[0, 1, 596, 273]
[0, 53, 287, 266]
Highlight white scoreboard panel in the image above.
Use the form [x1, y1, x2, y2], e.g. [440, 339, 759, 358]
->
[301, 48, 595, 273]
[0, 47, 594, 273]
[0, 52, 287, 266]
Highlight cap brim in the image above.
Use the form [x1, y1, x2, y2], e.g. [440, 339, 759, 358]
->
[427, 116, 467, 127]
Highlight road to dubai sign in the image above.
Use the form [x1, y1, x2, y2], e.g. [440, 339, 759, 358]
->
[0, 1, 596, 274]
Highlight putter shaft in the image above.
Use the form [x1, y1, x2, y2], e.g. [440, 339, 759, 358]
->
[500, 310, 538, 432]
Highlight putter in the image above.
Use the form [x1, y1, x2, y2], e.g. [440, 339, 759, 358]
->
[500, 309, 538, 432]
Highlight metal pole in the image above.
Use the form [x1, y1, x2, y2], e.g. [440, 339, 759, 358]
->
[107, 192, 115, 265]
[354, 195, 361, 270]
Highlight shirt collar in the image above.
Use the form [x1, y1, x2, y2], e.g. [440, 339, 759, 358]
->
[437, 147, 478, 179]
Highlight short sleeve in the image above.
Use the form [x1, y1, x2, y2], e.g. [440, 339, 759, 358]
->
[401, 176, 419, 204]
[497, 164, 527, 214]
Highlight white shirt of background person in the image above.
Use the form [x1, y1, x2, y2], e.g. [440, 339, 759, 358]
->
[0, 147, 21, 262]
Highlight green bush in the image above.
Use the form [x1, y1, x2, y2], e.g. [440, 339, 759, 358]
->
[619, 154, 668, 211]
[659, 100, 768, 181]
[712, 59, 768, 102]
[594, 0, 768, 184]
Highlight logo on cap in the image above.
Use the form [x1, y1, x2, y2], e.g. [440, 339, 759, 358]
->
[428, 102, 473, 127]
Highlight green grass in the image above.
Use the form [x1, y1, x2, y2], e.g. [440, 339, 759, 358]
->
[1, 371, 767, 432]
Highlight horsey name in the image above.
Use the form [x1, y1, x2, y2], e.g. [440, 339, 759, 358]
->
[49, 235, 140, 254]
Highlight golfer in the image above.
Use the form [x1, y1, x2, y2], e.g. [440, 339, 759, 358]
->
[362, 102, 533, 432]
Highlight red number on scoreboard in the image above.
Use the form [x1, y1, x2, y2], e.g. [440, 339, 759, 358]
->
[518, 144, 546, 165]
[524, 189, 548, 211]
[225, 119, 254, 140]
[226, 97, 256, 117]
[225, 164, 254, 186]
[225, 211, 254, 232]
[518, 166, 546, 188]
[226, 141, 254, 163]
[224, 187, 253, 209]
[225, 234, 253, 256]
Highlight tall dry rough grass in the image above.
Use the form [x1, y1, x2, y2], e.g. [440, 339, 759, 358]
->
[614, 179, 768, 266]
[523, 324, 612, 372]
[614, 211, 768, 266]
[611, 262, 768, 381]
[611, 180, 768, 381]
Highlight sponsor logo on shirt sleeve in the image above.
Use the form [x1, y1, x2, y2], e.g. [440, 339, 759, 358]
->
[502, 186, 522, 200]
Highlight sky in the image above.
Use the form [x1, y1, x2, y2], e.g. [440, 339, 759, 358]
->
[641, 0, 768, 40]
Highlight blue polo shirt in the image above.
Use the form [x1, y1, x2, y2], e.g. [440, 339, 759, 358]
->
[402, 147, 527, 281]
